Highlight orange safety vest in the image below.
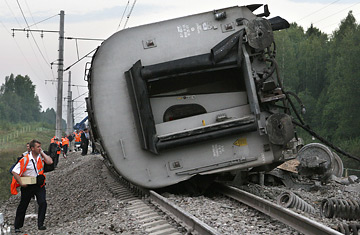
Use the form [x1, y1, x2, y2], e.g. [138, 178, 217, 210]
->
[62, 137, 69, 146]
[74, 133, 81, 142]
[50, 136, 55, 143]
[10, 153, 46, 195]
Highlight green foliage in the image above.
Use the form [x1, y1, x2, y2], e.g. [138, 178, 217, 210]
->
[0, 74, 41, 122]
[0, 74, 67, 201]
[0, 125, 54, 202]
[0, 74, 58, 127]
[275, 11, 360, 170]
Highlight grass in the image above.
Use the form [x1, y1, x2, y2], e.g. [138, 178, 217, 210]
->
[0, 126, 55, 202]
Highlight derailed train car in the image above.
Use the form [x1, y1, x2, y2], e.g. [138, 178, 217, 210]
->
[86, 4, 303, 188]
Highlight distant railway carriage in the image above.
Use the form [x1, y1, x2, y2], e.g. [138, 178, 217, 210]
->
[86, 4, 303, 188]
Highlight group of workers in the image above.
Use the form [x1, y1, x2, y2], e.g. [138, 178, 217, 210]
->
[49, 128, 91, 160]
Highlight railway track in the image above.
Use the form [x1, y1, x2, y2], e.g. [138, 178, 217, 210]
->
[103, 162, 348, 234]
[214, 183, 342, 235]
[102, 164, 221, 234]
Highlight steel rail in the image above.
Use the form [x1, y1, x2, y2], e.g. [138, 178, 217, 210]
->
[149, 190, 221, 235]
[216, 184, 342, 235]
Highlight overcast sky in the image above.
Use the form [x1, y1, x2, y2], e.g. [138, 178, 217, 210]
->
[1, 0, 359, 123]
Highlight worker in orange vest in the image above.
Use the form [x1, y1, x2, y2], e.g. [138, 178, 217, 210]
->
[74, 131, 81, 143]
[50, 136, 55, 143]
[11, 139, 53, 232]
[73, 130, 81, 151]
[61, 136, 69, 159]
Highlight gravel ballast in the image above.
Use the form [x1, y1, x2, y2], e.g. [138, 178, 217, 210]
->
[1, 152, 145, 234]
[1, 151, 359, 234]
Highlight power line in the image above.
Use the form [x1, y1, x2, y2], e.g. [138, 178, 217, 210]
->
[73, 91, 88, 101]
[123, 0, 137, 29]
[0, 19, 11, 34]
[23, 0, 55, 82]
[314, 2, 360, 24]
[23, 0, 52, 61]
[1, 19, 48, 87]
[4, 0, 22, 27]
[321, 9, 360, 31]
[297, 0, 341, 22]
[64, 47, 97, 71]
[15, 0, 52, 69]
[74, 102, 86, 111]
[23, 33, 51, 81]
[26, 14, 59, 29]
[116, 0, 130, 31]
[4, 0, 57, 103]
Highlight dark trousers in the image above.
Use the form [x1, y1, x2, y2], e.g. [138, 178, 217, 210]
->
[63, 145, 68, 155]
[54, 154, 59, 167]
[81, 142, 88, 155]
[91, 141, 97, 153]
[15, 185, 47, 229]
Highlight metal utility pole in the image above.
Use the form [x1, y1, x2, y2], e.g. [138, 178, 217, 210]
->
[66, 71, 72, 135]
[55, 10, 65, 138]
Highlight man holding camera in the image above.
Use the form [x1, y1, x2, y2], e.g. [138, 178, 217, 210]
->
[11, 139, 53, 233]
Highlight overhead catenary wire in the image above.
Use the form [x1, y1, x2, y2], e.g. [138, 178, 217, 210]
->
[2, 0, 57, 104]
[14, 3, 58, 102]
[73, 102, 86, 111]
[116, 0, 130, 31]
[23, 0, 56, 82]
[0, 19, 46, 85]
[64, 37, 104, 61]
[64, 47, 97, 71]
[314, 2, 360, 24]
[1, 15, 56, 101]
[72, 91, 89, 101]
[15, 0, 52, 69]
[4, 0, 22, 27]
[297, 0, 341, 22]
[123, 0, 137, 29]
[74, 113, 87, 124]
[23, 0, 52, 60]
[26, 14, 59, 29]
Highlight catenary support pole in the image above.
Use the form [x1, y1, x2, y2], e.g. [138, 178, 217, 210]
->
[55, 10, 65, 138]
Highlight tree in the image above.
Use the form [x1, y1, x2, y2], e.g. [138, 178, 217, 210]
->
[0, 74, 41, 122]
[323, 11, 360, 139]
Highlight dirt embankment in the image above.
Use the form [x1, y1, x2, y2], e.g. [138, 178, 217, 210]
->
[1, 151, 144, 234]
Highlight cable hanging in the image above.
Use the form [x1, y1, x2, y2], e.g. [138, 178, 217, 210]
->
[272, 59, 360, 163]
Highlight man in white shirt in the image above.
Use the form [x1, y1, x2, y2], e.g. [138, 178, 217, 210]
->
[11, 139, 53, 233]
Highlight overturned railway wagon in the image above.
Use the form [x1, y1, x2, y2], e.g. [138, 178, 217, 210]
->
[86, 4, 302, 188]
